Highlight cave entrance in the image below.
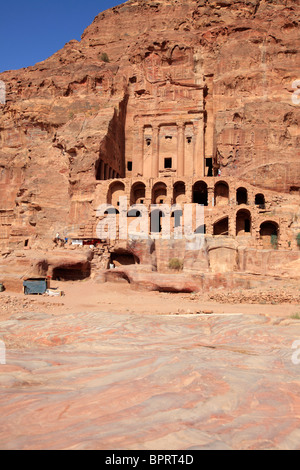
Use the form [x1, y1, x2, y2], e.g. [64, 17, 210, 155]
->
[290, 186, 299, 196]
[52, 263, 91, 281]
[110, 252, 139, 267]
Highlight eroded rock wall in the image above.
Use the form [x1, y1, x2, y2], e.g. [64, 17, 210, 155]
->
[0, 0, 299, 264]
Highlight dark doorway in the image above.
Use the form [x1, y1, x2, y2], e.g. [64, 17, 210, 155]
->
[255, 194, 265, 209]
[213, 217, 229, 236]
[173, 181, 185, 204]
[236, 187, 248, 205]
[171, 210, 183, 228]
[164, 158, 172, 169]
[52, 263, 91, 281]
[193, 181, 208, 206]
[95, 159, 104, 180]
[236, 209, 251, 236]
[206, 158, 213, 177]
[110, 252, 138, 267]
[151, 209, 165, 233]
[260, 221, 279, 248]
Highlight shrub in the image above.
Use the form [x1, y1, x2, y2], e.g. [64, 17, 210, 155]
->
[100, 52, 110, 63]
[291, 313, 300, 320]
[297, 233, 300, 249]
[169, 258, 184, 271]
[271, 234, 278, 249]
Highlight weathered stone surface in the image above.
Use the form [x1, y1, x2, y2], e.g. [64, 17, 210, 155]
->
[0, 309, 299, 450]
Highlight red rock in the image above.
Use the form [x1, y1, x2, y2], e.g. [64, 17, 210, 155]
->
[0, 0, 299, 283]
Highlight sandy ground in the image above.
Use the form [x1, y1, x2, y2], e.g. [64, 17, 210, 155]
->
[0, 279, 300, 321]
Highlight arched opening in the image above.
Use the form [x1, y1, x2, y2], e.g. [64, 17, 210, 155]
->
[214, 182, 229, 206]
[260, 221, 279, 249]
[105, 207, 119, 215]
[193, 181, 208, 206]
[110, 251, 139, 267]
[152, 182, 167, 205]
[236, 187, 248, 205]
[255, 194, 265, 209]
[52, 262, 91, 281]
[195, 224, 206, 234]
[213, 217, 229, 236]
[236, 209, 251, 236]
[173, 181, 185, 204]
[171, 209, 183, 229]
[127, 209, 141, 218]
[151, 209, 165, 233]
[107, 181, 125, 207]
[130, 182, 146, 206]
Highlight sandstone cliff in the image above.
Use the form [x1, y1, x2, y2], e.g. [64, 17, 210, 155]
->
[0, 0, 299, 251]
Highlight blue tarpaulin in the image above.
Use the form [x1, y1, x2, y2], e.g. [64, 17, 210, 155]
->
[23, 278, 48, 295]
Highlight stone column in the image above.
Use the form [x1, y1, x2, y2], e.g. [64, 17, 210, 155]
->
[145, 183, 152, 209]
[132, 118, 143, 177]
[206, 216, 214, 236]
[193, 115, 205, 177]
[228, 215, 235, 237]
[152, 125, 159, 178]
[207, 187, 214, 207]
[186, 182, 193, 204]
[139, 122, 144, 177]
[177, 123, 185, 177]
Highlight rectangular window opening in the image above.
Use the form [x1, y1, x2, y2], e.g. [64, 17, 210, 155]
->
[164, 158, 172, 169]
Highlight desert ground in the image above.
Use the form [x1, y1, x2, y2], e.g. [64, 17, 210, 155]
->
[0, 279, 300, 450]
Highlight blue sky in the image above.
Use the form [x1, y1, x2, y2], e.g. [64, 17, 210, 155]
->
[0, 1, 123, 72]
